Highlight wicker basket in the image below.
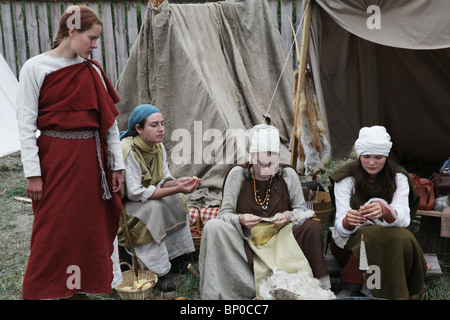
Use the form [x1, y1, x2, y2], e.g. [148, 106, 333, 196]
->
[417, 215, 450, 267]
[189, 205, 203, 255]
[115, 262, 158, 300]
[302, 188, 335, 225]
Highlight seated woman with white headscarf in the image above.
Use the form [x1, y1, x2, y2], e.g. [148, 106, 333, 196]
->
[199, 124, 330, 300]
[328, 126, 428, 299]
[117, 104, 201, 292]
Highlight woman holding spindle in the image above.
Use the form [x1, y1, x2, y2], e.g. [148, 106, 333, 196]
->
[329, 126, 428, 299]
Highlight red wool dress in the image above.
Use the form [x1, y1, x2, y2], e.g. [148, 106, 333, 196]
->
[22, 60, 122, 300]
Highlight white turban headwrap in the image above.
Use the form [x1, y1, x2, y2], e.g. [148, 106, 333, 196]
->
[248, 124, 280, 154]
[354, 126, 392, 157]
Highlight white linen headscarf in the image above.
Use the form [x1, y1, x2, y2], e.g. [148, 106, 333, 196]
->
[248, 124, 280, 154]
[354, 126, 392, 157]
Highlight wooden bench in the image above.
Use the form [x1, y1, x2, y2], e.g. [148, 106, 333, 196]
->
[325, 252, 443, 279]
[416, 210, 442, 218]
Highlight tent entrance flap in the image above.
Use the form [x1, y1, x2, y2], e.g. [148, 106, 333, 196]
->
[306, 0, 450, 164]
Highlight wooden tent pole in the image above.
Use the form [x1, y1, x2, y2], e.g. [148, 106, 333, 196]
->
[290, 0, 313, 167]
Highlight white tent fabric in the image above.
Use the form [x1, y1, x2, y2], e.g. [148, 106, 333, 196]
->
[0, 53, 20, 157]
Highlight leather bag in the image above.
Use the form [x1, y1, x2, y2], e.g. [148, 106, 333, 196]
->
[409, 173, 436, 210]
[430, 172, 450, 197]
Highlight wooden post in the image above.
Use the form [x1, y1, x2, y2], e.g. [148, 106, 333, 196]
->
[290, 0, 312, 167]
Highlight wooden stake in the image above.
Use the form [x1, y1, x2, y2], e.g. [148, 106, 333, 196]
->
[291, 0, 312, 167]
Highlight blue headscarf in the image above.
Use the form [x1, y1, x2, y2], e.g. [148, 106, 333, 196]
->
[119, 104, 161, 140]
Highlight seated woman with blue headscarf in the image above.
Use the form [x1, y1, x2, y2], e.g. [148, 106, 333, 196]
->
[117, 104, 201, 292]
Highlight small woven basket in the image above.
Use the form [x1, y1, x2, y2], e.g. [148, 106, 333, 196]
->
[115, 262, 158, 300]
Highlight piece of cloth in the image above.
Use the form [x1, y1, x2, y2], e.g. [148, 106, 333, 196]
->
[199, 219, 256, 300]
[121, 136, 164, 189]
[119, 104, 161, 140]
[132, 215, 195, 276]
[248, 124, 280, 154]
[314, 0, 450, 50]
[328, 162, 426, 299]
[249, 223, 313, 296]
[19, 58, 123, 300]
[114, 0, 294, 189]
[354, 126, 392, 157]
[118, 193, 188, 246]
[441, 207, 450, 238]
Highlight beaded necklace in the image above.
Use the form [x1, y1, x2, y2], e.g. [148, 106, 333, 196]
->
[252, 167, 273, 214]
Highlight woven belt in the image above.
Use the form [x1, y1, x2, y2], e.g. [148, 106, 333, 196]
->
[40, 130, 112, 200]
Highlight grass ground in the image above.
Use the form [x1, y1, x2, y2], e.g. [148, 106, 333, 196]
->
[0, 152, 448, 300]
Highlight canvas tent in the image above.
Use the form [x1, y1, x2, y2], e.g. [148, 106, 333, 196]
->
[300, 0, 450, 165]
[0, 53, 20, 157]
[115, 0, 295, 190]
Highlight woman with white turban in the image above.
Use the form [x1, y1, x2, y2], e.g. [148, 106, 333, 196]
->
[329, 126, 427, 299]
[199, 124, 330, 299]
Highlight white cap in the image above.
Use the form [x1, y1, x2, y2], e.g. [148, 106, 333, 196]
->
[248, 124, 280, 154]
[354, 126, 392, 157]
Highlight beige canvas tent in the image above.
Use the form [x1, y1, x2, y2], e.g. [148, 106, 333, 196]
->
[115, 0, 295, 190]
[300, 0, 450, 165]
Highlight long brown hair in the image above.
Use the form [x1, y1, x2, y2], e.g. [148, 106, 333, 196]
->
[353, 157, 397, 203]
[52, 5, 102, 49]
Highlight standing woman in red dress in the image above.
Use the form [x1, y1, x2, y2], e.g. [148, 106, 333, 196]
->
[16, 5, 125, 299]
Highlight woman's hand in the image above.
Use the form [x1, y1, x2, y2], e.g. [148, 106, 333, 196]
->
[175, 176, 202, 194]
[345, 209, 366, 227]
[359, 202, 383, 220]
[26, 176, 43, 201]
[111, 170, 125, 193]
[272, 212, 290, 227]
[239, 213, 262, 229]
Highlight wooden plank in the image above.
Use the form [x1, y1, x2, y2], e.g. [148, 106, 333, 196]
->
[1, 1, 17, 76]
[113, 2, 128, 75]
[140, 1, 148, 25]
[127, 2, 139, 49]
[37, 2, 51, 52]
[49, 2, 62, 41]
[25, 2, 40, 57]
[417, 210, 442, 218]
[101, 1, 118, 85]
[88, 2, 104, 67]
[12, 2, 27, 69]
[424, 253, 444, 279]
